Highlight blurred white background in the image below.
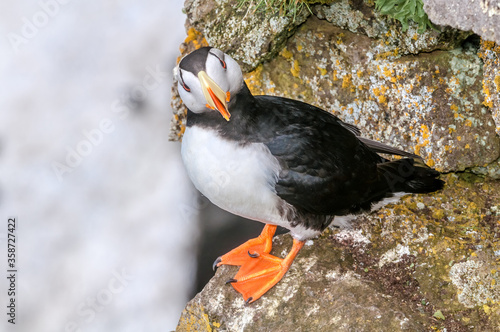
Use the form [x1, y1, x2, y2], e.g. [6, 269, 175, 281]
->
[0, 1, 198, 331]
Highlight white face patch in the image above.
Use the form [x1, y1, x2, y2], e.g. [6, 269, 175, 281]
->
[176, 48, 243, 115]
[177, 68, 206, 113]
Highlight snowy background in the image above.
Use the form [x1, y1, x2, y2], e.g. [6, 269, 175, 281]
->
[0, 1, 197, 331]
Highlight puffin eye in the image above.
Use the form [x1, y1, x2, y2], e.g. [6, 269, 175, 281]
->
[210, 51, 227, 70]
[219, 58, 227, 69]
[179, 70, 191, 92]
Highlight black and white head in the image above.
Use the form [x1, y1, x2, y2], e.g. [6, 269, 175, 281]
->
[176, 47, 244, 121]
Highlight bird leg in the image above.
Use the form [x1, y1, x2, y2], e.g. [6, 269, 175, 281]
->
[214, 224, 277, 269]
[231, 238, 304, 304]
[214, 224, 305, 303]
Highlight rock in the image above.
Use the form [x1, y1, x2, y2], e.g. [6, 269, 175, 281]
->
[183, 0, 310, 72]
[314, 0, 470, 55]
[472, 157, 500, 179]
[177, 174, 500, 331]
[244, 16, 500, 172]
[423, 0, 500, 44]
[177, 236, 428, 332]
[170, 3, 500, 171]
[479, 39, 500, 136]
[171, 2, 500, 329]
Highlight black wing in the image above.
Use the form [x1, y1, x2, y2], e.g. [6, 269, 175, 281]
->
[255, 96, 388, 216]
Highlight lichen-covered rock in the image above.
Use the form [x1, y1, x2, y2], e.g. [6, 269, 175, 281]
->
[479, 40, 500, 136]
[314, 0, 470, 55]
[177, 236, 428, 332]
[244, 16, 500, 172]
[177, 174, 500, 331]
[183, 0, 310, 71]
[472, 157, 500, 179]
[423, 0, 500, 45]
[172, 3, 500, 329]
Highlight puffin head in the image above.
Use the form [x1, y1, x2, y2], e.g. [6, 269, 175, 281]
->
[176, 47, 244, 121]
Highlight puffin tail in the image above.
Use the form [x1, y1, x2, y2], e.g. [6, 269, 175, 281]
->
[377, 158, 445, 194]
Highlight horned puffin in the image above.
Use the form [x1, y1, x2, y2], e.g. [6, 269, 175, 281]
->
[176, 46, 444, 304]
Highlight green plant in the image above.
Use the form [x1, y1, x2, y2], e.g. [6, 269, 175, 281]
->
[237, 0, 312, 22]
[375, 0, 436, 33]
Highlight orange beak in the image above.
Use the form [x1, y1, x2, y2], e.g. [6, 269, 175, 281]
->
[198, 71, 231, 121]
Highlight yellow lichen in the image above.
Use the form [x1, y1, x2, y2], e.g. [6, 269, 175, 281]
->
[420, 124, 430, 139]
[291, 60, 300, 77]
[280, 47, 293, 59]
[494, 75, 500, 92]
[318, 66, 327, 76]
[333, 70, 339, 81]
[482, 80, 494, 108]
[342, 74, 352, 89]
[244, 64, 264, 95]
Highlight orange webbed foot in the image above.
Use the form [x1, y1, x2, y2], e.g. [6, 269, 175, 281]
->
[223, 235, 305, 304]
[213, 224, 277, 269]
[214, 224, 305, 303]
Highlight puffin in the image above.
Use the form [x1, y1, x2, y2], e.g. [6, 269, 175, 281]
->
[176, 46, 444, 304]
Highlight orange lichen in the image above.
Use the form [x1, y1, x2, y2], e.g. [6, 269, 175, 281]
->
[184, 27, 208, 50]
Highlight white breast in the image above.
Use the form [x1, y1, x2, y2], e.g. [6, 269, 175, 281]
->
[181, 126, 287, 226]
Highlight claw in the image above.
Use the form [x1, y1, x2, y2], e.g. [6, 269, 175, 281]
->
[244, 297, 253, 306]
[247, 250, 259, 258]
[212, 257, 222, 271]
[225, 278, 237, 284]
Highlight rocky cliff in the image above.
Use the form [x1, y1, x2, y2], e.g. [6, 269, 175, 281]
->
[171, 0, 500, 330]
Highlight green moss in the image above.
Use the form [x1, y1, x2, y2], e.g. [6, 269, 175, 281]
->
[375, 0, 436, 33]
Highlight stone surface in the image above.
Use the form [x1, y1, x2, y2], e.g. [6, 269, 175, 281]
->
[479, 40, 500, 136]
[177, 237, 427, 331]
[177, 175, 500, 331]
[470, 40, 500, 178]
[314, 0, 470, 55]
[243, 16, 500, 172]
[171, 7, 500, 172]
[472, 157, 500, 179]
[183, 0, 310, 71]
[172, 0, 500, 330]
[423, 0, 500, 44]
